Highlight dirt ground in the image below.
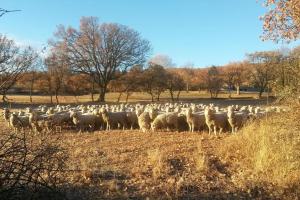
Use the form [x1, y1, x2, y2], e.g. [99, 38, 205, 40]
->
[0, 94, 287, 199]
[55, 130, 281, 199]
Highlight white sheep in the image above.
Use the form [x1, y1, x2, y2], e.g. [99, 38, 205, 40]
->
[136, 108, 158, 132]
[70, 111, 99, 132]
[227, 106, 248, 134]
[151, 111, 179, 132]
[9, 112, 31, 132]
[185, 108, 206, 132]
[204, 107, 228, 135]
[100, 108, 128, 130]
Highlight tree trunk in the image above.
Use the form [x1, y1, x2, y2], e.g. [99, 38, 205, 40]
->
[215, 91, 219, 98]
[228, 87, 232, 99]
[258, 88, 264, 99]
[125, 92, 130, 103]
[73, 95, 79, 103]
[157, 93, 161, 101]
[117, 92, 123, 102]
[91, 80, 95, 102]
[98, 87, 106, 102]
[50, 93, 53, 104]
[29, 89, 33, 103]
[55, 90, 59, 104]
[29, 80, 34, 103]
[176, 90, 181, 101]
[29, 72, 36, 103]
[236, 85, 240, 95]
[169, 89, 174, 102]
[2, 93, 7, 103]
[186, 83, 189, 93]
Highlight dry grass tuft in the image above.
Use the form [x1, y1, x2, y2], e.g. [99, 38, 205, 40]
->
[217, 104, 300, 197]
[147, 148, 163, 179]
[193, 141, 208, 173]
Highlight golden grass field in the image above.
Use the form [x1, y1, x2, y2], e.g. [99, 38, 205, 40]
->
[5, 91, 270, 105]
[1, 93, 298, 199]
[2, 91, 274, 113]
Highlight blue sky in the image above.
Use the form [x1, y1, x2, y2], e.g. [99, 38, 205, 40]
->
[1, 0, 299, 67]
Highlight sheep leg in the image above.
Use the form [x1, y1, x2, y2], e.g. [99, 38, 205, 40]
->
[188, 123, 191, 132]
[90, 124, 95, 132]
[214, 126, 217, 135]
[219, 127, 223, 135]
[234, 127, 238, 134]
[78, 125, 84, 133]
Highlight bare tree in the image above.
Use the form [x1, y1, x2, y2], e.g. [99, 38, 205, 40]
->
[205, 66, 223, 98]
[109, 65, 144, 102]
[45, 52, 69, 104]
[142, 63, 168, 102]
[64, 73, 91, 102]
[0, 8, 21, 18]
[166, 71, 185, 101]
[223, 62, 246, 96]
[222, 67, 236, 98]
[247, 51, 281, 98]
[50, 16, 151, 102]
[0, 131, 67, 199]
[0, 35, 37, 102]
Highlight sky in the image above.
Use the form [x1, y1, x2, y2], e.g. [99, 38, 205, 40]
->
[0, 0, 299, 67]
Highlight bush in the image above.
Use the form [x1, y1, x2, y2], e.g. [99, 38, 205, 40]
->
[0, 131, 68, 199]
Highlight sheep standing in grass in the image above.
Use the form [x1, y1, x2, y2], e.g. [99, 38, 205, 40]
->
[45, 112, 73, 132]
[92, 109, 105, 130]
[9, 112, 31, 132]
[70, 111, 99, 132]
[185, 108, 206, 132]
[252, 107, 265, 119]
[126, 111, 138, 130]
[136, 108, 158, 132]
[151, 111, 179, 132]
[204, 107, 228, 135]
[137, 110, 151, 132]
[227, 106, 248, 134]
[101, 108, 128, 130]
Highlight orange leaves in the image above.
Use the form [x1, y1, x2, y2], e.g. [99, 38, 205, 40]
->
[260, 0, 300, 41]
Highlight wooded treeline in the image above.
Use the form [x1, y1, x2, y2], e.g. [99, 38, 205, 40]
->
[1, 16, 300, 103]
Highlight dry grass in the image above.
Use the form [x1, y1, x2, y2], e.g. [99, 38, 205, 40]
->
[4, 91, 268, 105]
[60, 131, 238, 199]
[217, 105, 300, 199]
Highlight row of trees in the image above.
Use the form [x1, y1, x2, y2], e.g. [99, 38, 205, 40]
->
[1, 0, 300, 103]
[1, 33, 300, 103]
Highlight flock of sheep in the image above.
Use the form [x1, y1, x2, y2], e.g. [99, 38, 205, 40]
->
[2, 103, 287, 135]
